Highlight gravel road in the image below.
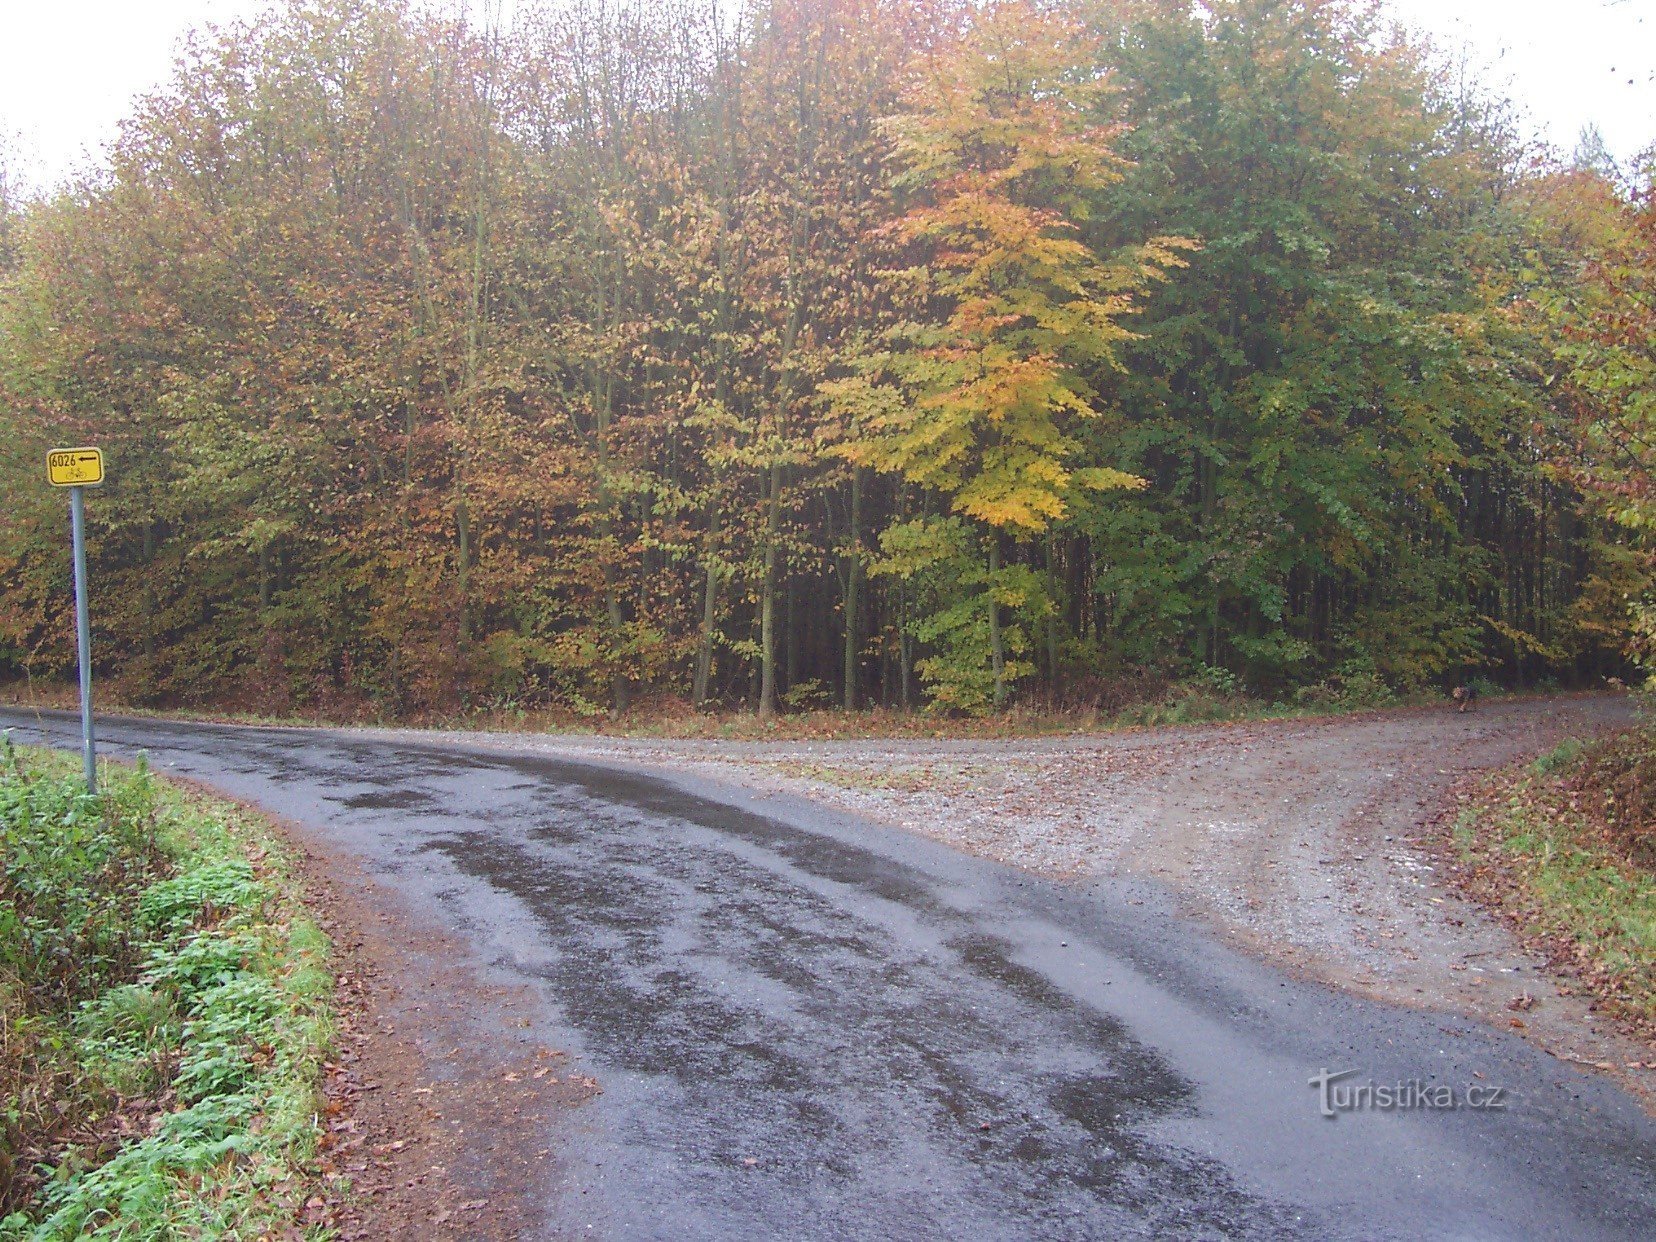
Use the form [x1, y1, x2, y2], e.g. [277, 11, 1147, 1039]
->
[3, 701, 1652, 1239]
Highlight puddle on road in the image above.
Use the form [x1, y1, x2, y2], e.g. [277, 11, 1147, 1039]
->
[338, 788, 434, 810]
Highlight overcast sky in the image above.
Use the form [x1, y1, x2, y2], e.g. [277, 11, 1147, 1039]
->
[2, 0, 1652, 190]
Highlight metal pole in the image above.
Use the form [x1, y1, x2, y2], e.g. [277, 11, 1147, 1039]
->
[70, 485, 96, 793]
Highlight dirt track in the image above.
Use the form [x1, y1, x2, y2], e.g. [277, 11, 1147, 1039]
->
[396, 694, 1651, 1084]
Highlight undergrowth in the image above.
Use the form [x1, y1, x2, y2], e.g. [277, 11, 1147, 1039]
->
[0, 740, 334, 1239]
[0, 672, 1551, 742]
[1450, 728, 1656, 1038]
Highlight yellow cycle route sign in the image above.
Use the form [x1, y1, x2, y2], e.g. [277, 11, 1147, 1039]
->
[47, 447, 105, 487]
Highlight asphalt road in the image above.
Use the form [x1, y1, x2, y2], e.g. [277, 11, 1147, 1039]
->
[4, 707, 1653, 1240]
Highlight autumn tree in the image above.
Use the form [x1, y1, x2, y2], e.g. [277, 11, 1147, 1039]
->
[1530, 164, 1656, 662]
[827, 0, 1187, 709]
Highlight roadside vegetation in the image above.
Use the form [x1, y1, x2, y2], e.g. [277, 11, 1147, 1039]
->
[0, 667, 1530, 741]
[1451, 724, 1656, 1040]
[0, 741, 334, 1238]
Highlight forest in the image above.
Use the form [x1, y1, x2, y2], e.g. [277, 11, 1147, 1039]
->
[0, 0, 1651, 719]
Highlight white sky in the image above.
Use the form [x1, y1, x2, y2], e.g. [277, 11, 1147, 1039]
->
[1, 0, 1653, 191]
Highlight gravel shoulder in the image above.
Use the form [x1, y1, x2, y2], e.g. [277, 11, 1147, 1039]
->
[362, 694, 1655, 1102]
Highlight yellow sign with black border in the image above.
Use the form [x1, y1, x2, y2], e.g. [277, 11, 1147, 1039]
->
[47, 447, 105, 487]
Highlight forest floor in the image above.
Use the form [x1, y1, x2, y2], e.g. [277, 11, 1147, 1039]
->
[0, 676, 1502, 740]
[366, 692, 1656, 1102]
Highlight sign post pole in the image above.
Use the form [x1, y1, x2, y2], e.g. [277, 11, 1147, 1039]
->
[47, 446, 105, 794]
[70, 485, 96, 793]
[68, 490, 95, 798]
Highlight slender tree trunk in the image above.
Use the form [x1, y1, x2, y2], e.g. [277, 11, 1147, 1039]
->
[842, 467, 862, 709]
[693, 511, 721, 705]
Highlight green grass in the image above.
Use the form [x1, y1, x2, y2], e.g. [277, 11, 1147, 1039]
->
[0, 740, 335, 1239]
[1452, 735, 1656, 1035]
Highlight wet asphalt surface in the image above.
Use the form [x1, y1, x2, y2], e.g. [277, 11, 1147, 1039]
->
[3, 708, 1654, 1240]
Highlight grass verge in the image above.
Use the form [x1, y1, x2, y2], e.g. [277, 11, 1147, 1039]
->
[1449, 727, 1656, 1041]
[0, 740, 335, 1239]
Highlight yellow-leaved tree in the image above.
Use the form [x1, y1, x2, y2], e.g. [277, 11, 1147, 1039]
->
[824, 0, 1192, 711]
